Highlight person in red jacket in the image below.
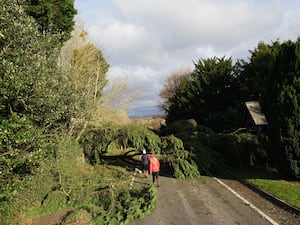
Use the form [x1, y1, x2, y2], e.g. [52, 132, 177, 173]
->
[149, 153, 160, 187]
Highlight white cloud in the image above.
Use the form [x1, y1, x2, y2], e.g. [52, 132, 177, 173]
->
[112, 0, 283, 48]
[75, 0, 300, 117]
[106, 65, 165, 114]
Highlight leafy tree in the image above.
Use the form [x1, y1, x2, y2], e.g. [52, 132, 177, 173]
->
[244, 39, 300, 178]
[0, 2, 83, 221]
[0, 2, 158, 224]
[0, 0, 78, 128]
[0, 0, 83, 191]
[60, 26, 111, 140]
[165, 57, 244, 131]
[159, 68, 192, 112]
[24, 0, 77, 43]
[61, 25, 143, 139]
[166, 76, 194, 123]
[62, 29, 109, 107]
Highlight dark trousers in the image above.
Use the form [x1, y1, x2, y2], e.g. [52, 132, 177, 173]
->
[152, 171, 159, 183]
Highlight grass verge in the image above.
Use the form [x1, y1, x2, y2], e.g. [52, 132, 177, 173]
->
[231, 169, 300, 209]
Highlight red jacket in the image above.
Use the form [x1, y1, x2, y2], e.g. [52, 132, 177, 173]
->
[149, 155, 160, 174]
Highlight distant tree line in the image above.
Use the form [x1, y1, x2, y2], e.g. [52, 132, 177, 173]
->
[160, 40, 300, 179]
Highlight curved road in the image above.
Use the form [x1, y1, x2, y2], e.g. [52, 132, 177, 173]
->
[129, 176, 298, 225]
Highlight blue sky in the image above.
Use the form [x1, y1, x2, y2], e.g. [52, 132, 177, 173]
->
[74, 0, 300, 117]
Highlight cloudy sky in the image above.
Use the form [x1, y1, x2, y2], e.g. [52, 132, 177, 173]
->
[74, 0, 300, 117]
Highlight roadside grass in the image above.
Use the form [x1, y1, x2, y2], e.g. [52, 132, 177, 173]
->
[231, 169, 300, 209]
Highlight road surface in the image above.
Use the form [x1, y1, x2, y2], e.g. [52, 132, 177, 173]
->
[129, 175, 299, 225]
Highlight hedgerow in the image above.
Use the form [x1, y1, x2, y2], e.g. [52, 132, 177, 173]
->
[8, 136, 157, 225]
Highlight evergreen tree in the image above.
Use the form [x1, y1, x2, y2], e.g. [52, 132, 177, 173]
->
[24, 0, 77, 43]
[241, 41, 280, 101]
[265, 40, 300, 178]
[166, 57, 244, 131]
[244, 39, 300, 178]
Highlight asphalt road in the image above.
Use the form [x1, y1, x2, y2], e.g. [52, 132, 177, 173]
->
[128, 176, 280, 225]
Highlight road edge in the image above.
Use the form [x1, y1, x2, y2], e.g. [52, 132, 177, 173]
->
[213, 177, 280, 225]
[236, 178, 300, 216]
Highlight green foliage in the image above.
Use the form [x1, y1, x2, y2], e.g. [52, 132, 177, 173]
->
[117, 123, 161, 153]
[0, 5, 84, 220]
[80, 123, 161, 164]
[0, 113, 49, 180]
[91, 186, 157, 225]
[5, 137, 156, 224]
[160, 135, 200, 179]
[0, 0, 80, 128]
[161, 119, 225, 177]
[193, 142, 227, 176]
[14, 137, 82, 218]
[207, 133, 268, 169]
[166, 78, 194, 122]
[159, 68, 192, 113]
[241, 41, 279, 99]
[72, 43, 109, 103]
[3, 1, 298, 222]
[244, 39, 300, 178]
[164, 119, 198, 136]
[162, 119, 201, 148]
[0, 2, 158, 224]
[24, 0, 77, 43]
[163, 39, 300, 178]
[80, 121, 201, 179]
[0, 1, 81, 222]
[166, 57, 244, 132]
[184, 130, 228, 176]
[0, 114, 58, 224]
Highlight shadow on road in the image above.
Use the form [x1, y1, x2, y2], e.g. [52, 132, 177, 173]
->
[101, 152, 175, 178]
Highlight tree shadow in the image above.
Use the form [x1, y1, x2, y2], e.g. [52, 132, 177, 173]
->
[101, 153, 174, 178]
[221, 167, 284, 181]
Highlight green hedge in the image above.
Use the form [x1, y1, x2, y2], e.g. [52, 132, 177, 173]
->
[203, 132, 268, 169]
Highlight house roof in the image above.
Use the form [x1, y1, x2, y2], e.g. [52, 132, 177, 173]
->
[245, 101, 268, 126]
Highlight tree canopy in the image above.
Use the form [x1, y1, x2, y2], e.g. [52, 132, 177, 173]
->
[161, 40, 300, 178]
[159, 68, 192, 113]
[165, 57, 244, 132]
[0, 1, 77, 128]
[244, 40, 300, 178]
[24, 0, 77, 43]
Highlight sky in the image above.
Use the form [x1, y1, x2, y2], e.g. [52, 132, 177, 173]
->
[74, 0, 300, 117]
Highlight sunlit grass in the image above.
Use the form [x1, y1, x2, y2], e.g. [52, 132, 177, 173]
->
[248, 178, 300, 208]
[231, 169, 300, 209]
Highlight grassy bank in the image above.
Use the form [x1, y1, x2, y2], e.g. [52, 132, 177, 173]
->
[2, 138, 157, 225]
[231, 169, 300, 209]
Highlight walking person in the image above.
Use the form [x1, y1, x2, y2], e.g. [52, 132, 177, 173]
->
[140, 149, 149, 178]
[149, 153, 160, 187]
